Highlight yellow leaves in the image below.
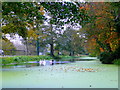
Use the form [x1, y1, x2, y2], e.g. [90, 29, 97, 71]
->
[40, 12, 45, 15]
[23, 13, 28, 17]
[39, 6, 44, 11]
[39, 6, 45, 15]
[41, 35, 47, 39]
[27, 30, 38, 40]
[110, 16, 114, 19]
[27, 29, 48, 41]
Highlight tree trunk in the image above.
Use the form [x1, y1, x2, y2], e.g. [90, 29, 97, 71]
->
[69, 51, 74, 56]
[36, 39, 40, 56]
[50, 43, 54, 57]
[69, 52, 72, 56]
[73, 51, 74, 56]
[57, 50, 60, 55]
[25, 39, 29, 55]
[49, 24, 54, 57]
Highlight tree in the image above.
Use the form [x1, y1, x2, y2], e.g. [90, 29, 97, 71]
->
[78, 2, 120, 63]
[55, 27, 85, 56]
[2, 37, 16, 55]
[79, 2, 118, 53]
[40, 2, 81, 25]
[2, 2, 45, 55]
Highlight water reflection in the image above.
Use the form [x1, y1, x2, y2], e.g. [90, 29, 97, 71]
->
[2, 58, 95, 68]
[38, 60, 72, 66]
[39, 60, 46, 66]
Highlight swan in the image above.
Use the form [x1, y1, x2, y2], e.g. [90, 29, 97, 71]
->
[49, 60, 54, 65]
[39, 60, 46, 66]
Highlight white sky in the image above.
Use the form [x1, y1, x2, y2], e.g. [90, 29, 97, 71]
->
[6, 34, 23, 45]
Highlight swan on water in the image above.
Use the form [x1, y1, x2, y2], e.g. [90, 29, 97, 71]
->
[39, 60, 46, 66]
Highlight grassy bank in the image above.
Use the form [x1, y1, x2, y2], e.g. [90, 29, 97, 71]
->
[1, 55, 53, 65]
[1, 55, 82, 65]
[59, 55, 81, 60]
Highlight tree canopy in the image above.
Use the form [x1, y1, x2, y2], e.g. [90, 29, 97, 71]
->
[2, 2, 120, 63]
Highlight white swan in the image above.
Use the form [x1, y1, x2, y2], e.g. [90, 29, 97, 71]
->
[39, 60, 46, 66]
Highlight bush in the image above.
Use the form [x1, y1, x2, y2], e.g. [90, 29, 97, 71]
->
[113, 59, 120, 65]
[99, 52, 114, 64]
[89, 54, 97, 57]
[2, 57, 14, 65]
[112, 46, 120, 60]
[99, 46, 120, 64]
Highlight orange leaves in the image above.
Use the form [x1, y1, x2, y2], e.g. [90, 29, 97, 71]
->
[81, 2, 119, 54]
[103, 31, 118, 51]
[100, 48, 104, 52]
[95, 18, 105, 29]
[79, 6, 84, 10]
[79, 4, 90, 10]
[85, 38, 97, 53]
[84, 4, 90, 10]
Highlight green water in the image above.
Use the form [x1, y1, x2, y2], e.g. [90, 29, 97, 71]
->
[1, 57, 118, 88]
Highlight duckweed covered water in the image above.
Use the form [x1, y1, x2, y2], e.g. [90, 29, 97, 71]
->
[2, 57, 118, 88]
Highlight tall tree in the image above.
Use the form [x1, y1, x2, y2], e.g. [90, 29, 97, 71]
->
[80, 2, 119, 54]
[2, 2, 45, 55]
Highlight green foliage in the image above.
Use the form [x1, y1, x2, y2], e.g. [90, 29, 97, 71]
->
[99, 52, 114, 64]
[59, 55, 80, 59]
[80, 2, 120, 64]
[2, 57, 14, 65]
[2, 55, 53, 65]
[56, 28, 85, 56]
[89, 53, 97, 57]
[100, 46, 120, 64]
[1, 55, 82, 65]
[2, 2, 44, 38]
[2, 39, 16, 55]
[113, 59, 120, 65]
[40, 2, 83, 25]
[112, 46, 120, 59]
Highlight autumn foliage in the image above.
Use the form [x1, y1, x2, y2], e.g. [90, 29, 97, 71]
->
[81, 2, 119, 55]
[80, 2, 120, 63]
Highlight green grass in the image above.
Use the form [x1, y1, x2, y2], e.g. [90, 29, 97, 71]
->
[1, 55, 53, 65]
[1, 55, 82, 65]
[59, 55, 80, 59]
[113, 59, 120, 65]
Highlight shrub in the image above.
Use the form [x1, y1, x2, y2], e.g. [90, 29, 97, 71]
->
[113, 46, 120, 59]
[2, 57, 14, 65]
[99, 52, 114, 64]
[113, 59, 120, 65]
